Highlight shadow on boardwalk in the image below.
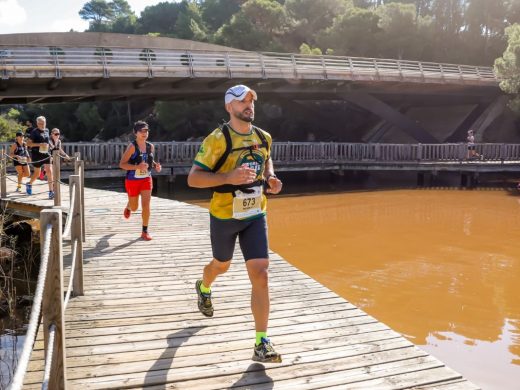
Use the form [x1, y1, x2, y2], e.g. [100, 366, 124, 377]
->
[231, 363, 274, 389]
[144, 327, 206, 388]
[82, 233, 141, 262]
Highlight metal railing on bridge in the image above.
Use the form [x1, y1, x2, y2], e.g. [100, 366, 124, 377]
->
[51, 142, 520, 168]
[2, 152, 86, 390]
[0, 46, 497, 86]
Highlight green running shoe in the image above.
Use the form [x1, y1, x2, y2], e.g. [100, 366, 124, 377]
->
[253, 337, 282, 363]
[195, 279, 213, 317]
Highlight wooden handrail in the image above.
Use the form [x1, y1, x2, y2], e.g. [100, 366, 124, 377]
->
[53, 150, 61, 206]
[43, 142, 520, 166]
[8, 156, 86, 390]
[1, 147, 6, 198]
[41, 209, 67, 390]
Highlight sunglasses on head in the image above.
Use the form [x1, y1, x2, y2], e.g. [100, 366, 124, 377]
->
[52, 133, 60, 136]
[137, 128, 149, 133]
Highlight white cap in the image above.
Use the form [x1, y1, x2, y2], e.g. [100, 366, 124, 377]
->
[224, 85, 257, 104]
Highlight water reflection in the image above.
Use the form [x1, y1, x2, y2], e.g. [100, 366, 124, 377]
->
[265, 190, 520, 390]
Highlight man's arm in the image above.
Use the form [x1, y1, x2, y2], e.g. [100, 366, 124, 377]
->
[26, 137, 37, 148]
[187, 164, 256, 188]
[264, 158, 282, 194]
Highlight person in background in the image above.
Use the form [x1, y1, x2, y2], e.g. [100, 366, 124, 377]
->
[187, 84, 283, 363]
[9, 131, 31, 192]
[26, 116, 54, 198]
[24, 120, 34, 138]
[49, 128, 71, 162]
[466, 129, 482, 160]
[119, 121, 162, 241]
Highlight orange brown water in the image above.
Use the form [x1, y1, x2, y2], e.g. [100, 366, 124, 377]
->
[263, 189, 520, 390]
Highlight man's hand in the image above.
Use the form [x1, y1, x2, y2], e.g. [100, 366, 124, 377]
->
[226, 165, 257, 185]
[138, 162, 149, 171]
[154, 162, 162, 173]
[266, 175, 282, 194]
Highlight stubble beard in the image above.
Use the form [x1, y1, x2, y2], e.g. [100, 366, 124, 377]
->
[235, 109, 254, 123]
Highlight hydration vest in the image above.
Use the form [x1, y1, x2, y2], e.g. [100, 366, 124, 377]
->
[14, 141, 29, 158]
[129, 140, 154, 168]
[211, 123, 270, 194]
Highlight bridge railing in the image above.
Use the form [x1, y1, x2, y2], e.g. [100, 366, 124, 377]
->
[55, 142, 520, 167]
[2, 143, 517, 171]
[0, 46, 497, 85]
[6, 154, 85, 390]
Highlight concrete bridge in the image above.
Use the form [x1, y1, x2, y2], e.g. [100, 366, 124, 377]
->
[0, 32, 507, 144]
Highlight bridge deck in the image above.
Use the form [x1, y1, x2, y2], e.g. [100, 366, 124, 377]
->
[2, 177, 479, 389]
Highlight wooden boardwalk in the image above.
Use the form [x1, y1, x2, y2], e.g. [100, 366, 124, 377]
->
[2, 177, 480, 389]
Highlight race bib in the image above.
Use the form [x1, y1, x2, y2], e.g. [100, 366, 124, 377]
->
[18, 156, 27, 164]
[39, 144, 49, 154]
[134, 169, 150, 179]
[232, 186, 262, 219]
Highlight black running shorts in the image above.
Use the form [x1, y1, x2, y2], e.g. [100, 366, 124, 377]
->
[210, 215, 269, 262]
[30, 152, 50, 168]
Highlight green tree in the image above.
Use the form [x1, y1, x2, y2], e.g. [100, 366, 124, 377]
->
[318, 7, 381, 57]
[201, 0, 244, 33]
[111, 0, 133, 17]
[505, 0, 520, 25]
[155, 100, 226, 141]
[79, 0, 113, 23]
[80, 0, 136, 32]
[137, 2, 182, 36]
[285, 0, 352, 49]
[464, 0, 507, 62]
[495, 23, 520, 113]
[174, 1, 208, 41]
[74, 104, 105, 140]
[216, 0, 289, 50]
[299, 43, 322, 55]
[377, 2, 421, 59]
[0, 109, 21, 141]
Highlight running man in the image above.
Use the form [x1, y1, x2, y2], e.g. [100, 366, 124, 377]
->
[9, 131, 31, 192]
[119, 121, 162, 241]
[26, 116, 54, 198]
[467, 129, 482, 159]
[187, 84, 283, 363]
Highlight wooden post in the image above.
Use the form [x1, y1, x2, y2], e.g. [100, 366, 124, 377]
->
[73, 155, 86, 242]
[52, 150, 61, 206]
[73, 152, 81, 175]
[40, 209, 67, 390]
[1, 147, 7, 198]
[79, 160, 85, 242]
[70, 175, 84, 296]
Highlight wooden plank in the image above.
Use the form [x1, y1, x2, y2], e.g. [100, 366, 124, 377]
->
[26, 332, 407, 382]
[0, 177, 478, 390]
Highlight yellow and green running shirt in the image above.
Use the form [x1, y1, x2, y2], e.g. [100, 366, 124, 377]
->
[194, 125, 272, 220]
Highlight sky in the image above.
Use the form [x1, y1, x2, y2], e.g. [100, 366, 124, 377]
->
[0, 0, 167, 35]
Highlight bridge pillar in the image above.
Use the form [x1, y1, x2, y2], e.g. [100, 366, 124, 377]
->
[429, 171, 438, 187]
[460, 173, 479, 189]
[417, 172, 424, 187]
[460, 173, 467, 188]
[336, 91, 438, 143]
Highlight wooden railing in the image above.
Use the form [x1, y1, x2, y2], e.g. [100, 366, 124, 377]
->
[1, 143, 518, 175]
[2, 141, 518, 178]
[3, 152, 86, 390]
[0, 47, 497, 85]
[47, 142, 520, 167]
